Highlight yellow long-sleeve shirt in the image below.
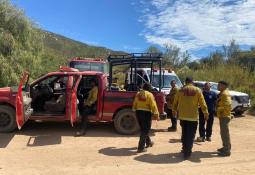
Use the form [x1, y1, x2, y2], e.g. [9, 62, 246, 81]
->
[216, 89, 232, 118]
[132, 90, 159, 116]
[172, 84, 209, 121]
[166, 87, 178, 109]
[84, 86, 98, 106]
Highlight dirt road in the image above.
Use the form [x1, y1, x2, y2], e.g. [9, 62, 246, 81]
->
[1, 114, 255, 175]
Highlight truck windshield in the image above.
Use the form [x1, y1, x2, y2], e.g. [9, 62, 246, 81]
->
[210, 83, 218, 90]
[70, 61, 108, 73]
[151, 75, 182, 88]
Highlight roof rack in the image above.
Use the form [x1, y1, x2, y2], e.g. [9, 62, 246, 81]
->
[71, 57, 105, 61]
[107, 53, 163, 91]
[108, 53, 162, 59]
[107, 53, 162, 66]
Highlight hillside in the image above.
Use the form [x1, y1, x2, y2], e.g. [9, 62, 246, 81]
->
[39, 30, 122, 72]
[0, 0, 123, 86]
[42, 30, 116, 59]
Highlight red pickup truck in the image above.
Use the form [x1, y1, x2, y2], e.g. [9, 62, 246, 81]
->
[0, 66, 165, 134]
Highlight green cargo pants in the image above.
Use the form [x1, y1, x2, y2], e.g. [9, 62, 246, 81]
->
[219, 117, 231, 153]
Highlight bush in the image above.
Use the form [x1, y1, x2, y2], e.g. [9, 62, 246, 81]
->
[0, 0, 45, 86]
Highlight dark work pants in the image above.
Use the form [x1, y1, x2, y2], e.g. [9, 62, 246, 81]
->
[180, 120, 198, 156]
[199, 110, 214, 139]
[167, 108, 177, 128]
[219, 117, 231, 153]
[79, 106, 93, 131]
[136, 110, 152, 150]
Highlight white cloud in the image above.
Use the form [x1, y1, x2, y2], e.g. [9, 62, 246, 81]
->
[123, 45, 142, 52]
[140, 0, 255, 51]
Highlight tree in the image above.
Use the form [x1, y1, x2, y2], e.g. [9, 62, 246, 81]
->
[179, 50, 191, 67]
[210, 51, 225, 66]
[0, 0, 44, 86]
[146, 46, 162, 54]
[188, 60, 201, 70]
[162, 43, 190, 68]
[223, 40, 240, 63]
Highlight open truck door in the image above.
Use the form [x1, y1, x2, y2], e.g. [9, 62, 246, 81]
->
[69, 75, 82, 126]
[16, 72, 33, 129]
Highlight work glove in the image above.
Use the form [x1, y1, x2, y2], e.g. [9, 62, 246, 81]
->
[204, 113, 209, 121]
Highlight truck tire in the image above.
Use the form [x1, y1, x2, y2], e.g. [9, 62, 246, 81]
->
[0, 105, 17, 133]
[114, 109, 139, 135]
[234, 111, 244, 116]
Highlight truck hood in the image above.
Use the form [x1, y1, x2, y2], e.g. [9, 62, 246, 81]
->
[211, 89, 249, 97]
[228, 90, 249, 96]
[0, 87, 11, 92]
[0, 87, 12, 97]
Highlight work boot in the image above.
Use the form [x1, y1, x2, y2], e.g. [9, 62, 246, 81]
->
[183, 152, 191, 160]
[75, 128, 86, 137]
[145, 136, 154, 148]
[196, 137, 205, 142]
[168, 126, 177, 132]
[217, 147, 225, 153]
[218, 151, 231, 157]
[206, 137, 212, 142]
[146, 141, 154, 148]
[137, 148, 147, 153]
[137, 135, 146, 152]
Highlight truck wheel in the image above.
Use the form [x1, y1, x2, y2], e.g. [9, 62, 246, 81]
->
[234, 111, 244, 116]
[0, 105, 17, 133]
[114, 109, 139, 135]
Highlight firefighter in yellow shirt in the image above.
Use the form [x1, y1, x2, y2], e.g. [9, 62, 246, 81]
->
[132, 83, 159, 153]
[172, 77, 209, 159]
[166, 80, 178, 132]
[216, 81, 232, 157]
[76, 79, 98, 136]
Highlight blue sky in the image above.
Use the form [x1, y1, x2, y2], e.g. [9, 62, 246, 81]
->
[11, 0, 255, 59]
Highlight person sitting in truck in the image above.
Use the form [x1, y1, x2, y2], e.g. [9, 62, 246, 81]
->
[76, 78, 98, 136]
[111, 77, 120, 91]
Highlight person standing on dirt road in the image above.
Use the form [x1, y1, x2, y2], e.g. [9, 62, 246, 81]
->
[216, 81, 232, 157]
[172, 77, 209, 159]
[132, 83, 159, 153]
[166, 80, 179, 132]
[197, 82, 217, 142]
[76, 79, 98, 136]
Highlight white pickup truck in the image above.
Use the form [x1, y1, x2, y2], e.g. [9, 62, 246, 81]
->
[194, 81, 251, 115]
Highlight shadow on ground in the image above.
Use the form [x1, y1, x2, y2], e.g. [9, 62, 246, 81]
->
[169, 138, 181, 143]
[0, 133, 15, 148]
[0, 121, 138, 148]
[134, 151, 219, 164]
[151, 128, 168, 133]
[99, 147, 138, 156]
